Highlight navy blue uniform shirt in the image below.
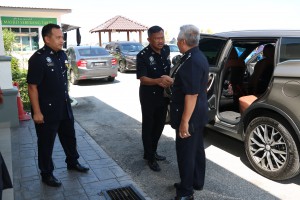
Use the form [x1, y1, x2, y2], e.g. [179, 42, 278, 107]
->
[170, 46, 209, 130]
[27, 45, 73, 122]
[136, 45, 171, 105]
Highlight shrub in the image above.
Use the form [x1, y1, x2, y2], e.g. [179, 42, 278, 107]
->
[11, 57, 30, 111]
[3, 29, 30, 111]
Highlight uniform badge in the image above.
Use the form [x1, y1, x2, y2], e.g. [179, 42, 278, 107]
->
[149, 56, 156, 65]
[46, 57, 54, 67]
[46, 57, 52, 63]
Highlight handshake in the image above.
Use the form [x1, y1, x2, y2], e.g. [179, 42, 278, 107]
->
[158, 75, 173, 88]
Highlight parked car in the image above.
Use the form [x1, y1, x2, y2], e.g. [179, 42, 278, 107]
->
[168, 43, 181, 66]
[105, 41, 144, 73]
[199, 30, 300, 181]
[66, 46, 118, 85]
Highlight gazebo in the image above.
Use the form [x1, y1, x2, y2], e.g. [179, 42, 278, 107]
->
[90, 15, 148, 46]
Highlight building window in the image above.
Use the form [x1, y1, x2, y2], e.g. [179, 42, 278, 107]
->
[3, 27, 39, 52]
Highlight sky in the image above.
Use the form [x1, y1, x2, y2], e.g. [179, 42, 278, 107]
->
[1, 0, 300, 46]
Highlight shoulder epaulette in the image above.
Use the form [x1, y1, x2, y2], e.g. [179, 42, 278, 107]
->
[36, 47, 46, 55]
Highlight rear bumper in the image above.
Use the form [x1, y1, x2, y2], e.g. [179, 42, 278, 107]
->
[77, 68, 118, 80]
[125, 58, 137, 70]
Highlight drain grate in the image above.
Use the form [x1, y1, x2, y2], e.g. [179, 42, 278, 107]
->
[102, 185, 145, 200]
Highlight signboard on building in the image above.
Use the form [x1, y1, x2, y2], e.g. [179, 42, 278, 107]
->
[1, 16, 57, 26]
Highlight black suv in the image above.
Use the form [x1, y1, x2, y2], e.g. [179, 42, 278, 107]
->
[199, 30, 300, 181]
[105, 41, 144, 73]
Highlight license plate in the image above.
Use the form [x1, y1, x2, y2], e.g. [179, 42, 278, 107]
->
[94, 62, 105, 66]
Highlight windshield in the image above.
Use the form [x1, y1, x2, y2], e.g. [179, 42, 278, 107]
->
[120, 44, 144, 52]
[78, 47, 109, 56]
[199, 38, 227, 66]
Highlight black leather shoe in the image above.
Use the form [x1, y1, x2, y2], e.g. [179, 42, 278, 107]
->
[42, 174, 62, 187]
[67, 163, 89, 172]
[174, 182, 203, 191]
[193, 185, 203, 191]
[174, 182, 180, 189]
[154, 152, 166, 161]
[173, 195, 194, 200]
[148, 160, 161, 172]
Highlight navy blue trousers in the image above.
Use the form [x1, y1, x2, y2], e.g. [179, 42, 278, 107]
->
[175, 125, 206, 197]
[140, 100, 168, 161]
[35, 118, 79, 176]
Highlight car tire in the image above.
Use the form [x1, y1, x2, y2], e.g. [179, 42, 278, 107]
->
[70, 70, 79, 85]
[107, 77, 115, 82]
[245, 114, 300, 180]
[119, 61, 126, 73]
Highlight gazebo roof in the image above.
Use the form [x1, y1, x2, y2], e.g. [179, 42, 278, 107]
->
[90, 15, 148, 33]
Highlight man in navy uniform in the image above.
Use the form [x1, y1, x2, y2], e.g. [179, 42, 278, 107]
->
[27, 23, 89, 187]
[170, 25, 209, 200]
[136, 26, 173, 172]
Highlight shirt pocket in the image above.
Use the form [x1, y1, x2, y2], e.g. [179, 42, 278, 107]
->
[39, 99, 59, 120]
[170, 104, 183, 129]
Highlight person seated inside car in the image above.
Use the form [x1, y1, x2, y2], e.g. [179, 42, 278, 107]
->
[247, 44, 275, 95]
[224, 48, 246, 111]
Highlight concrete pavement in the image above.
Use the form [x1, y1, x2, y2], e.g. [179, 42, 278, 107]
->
[4, 119, 149, 200]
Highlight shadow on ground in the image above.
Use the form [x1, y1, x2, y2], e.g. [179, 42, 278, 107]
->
[72, 96, 281, 200]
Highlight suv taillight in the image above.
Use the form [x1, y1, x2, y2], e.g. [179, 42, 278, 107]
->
[111, 58, 117, 65]
[77, 59, 87, 68]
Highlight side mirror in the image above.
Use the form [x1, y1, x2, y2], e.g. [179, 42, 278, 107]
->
[172, 55, 181, 65]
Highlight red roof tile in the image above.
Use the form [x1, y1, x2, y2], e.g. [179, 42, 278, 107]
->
[90, 15, 148, 33]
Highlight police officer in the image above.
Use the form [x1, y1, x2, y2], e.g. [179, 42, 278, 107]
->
[27, 23, 89, 187]
[170, 25, 209, 200]
[136, 25, 173, 172]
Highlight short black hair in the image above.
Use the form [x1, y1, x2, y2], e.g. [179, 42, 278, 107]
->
[42, 23, 61, 42]
[147, 25, 164, 37]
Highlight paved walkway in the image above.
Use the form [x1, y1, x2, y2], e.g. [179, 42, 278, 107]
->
[10, 120, 149, 200]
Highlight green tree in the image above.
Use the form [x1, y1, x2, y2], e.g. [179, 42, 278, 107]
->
[2, 28, 15, 54]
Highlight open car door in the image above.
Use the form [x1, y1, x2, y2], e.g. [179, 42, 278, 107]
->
[199, 34, 228, 122]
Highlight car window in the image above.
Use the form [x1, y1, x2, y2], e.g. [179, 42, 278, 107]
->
[78, 48, 109, 56]
[244, 45, 264, 63]
[169, 45, 179, 52]
[119, 44, 143, 52]
[199, 38, 227, 66]
[280, 37, 300, 62]
[235, 47, 245, 57]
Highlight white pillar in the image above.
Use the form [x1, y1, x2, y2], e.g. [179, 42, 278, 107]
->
[0, 18, 13, 90]
[0, 17, 19, 128]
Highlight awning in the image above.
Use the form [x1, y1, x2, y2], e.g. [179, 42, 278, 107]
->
[61, 23, 80, 32]
[61, 23, 81, 47]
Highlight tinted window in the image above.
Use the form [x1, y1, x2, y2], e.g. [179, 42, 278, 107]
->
[78, 47, 109, 56]
[199, 38, 227, 65]
[280, 37, 300, 62]
[120, 44, 143, 52]
[235, 47, 245, 57]
[169, 45, 179, 52]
